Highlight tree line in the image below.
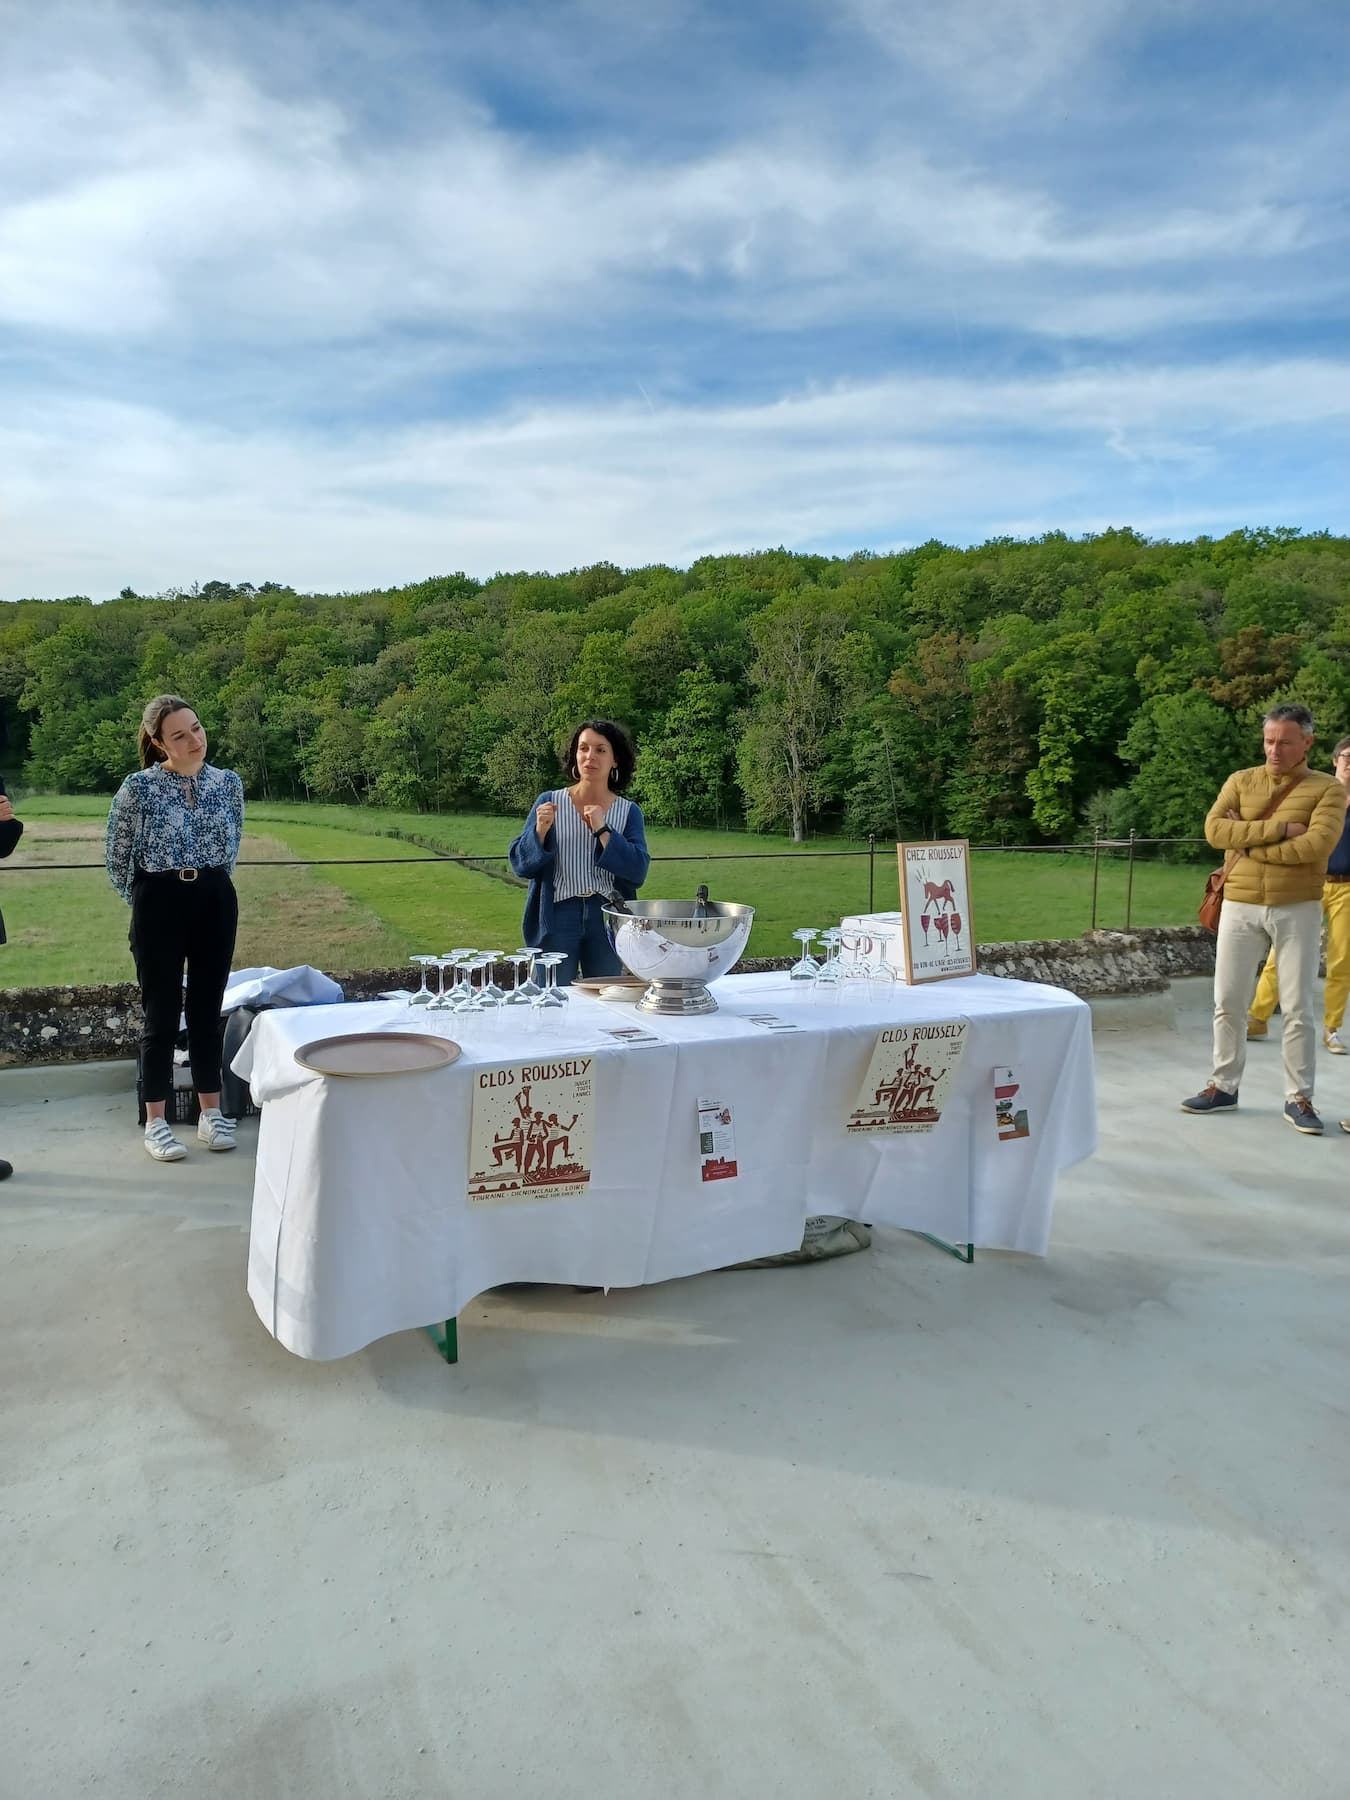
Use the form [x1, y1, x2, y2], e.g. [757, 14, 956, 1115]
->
[3, 526, 1348, 848]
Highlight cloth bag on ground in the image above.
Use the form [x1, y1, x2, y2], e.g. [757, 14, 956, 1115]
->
[729, 1216, 871, 1270]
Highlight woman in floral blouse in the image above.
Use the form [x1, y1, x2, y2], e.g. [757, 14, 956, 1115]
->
[106, 695, 244, 1162]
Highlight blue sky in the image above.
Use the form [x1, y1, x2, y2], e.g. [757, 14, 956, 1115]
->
[2, 0, 1347, 597]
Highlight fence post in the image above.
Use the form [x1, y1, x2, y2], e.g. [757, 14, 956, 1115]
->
[1125, 830, 1137, 930]
[1090, 834, 1101, 932]
[868, 834, 875, 912]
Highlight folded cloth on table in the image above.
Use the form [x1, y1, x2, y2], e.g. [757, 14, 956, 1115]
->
[221, 965, 344, 1013]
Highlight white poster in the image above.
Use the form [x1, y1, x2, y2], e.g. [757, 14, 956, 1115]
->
[845, 1022, 970, 1134]
[467, 1055, 595, 1204]
[896, 839, 977, 983]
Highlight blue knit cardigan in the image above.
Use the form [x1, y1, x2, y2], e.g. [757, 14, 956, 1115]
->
[508, 794, 651, 945]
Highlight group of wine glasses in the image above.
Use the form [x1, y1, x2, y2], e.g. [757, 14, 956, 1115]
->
[406, 949, 570, 1018]
[917, 907, 963, 949]
[788, 926, 896, 998]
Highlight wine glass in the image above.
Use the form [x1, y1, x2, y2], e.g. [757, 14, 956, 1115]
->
[407, 955, 435, 1005]
[950, 910, 963, 948]
[789, 928, 821, 981]
[513, 948, 543, 1003]
[438, 950, 474, 1011]
[935, 914, 950, 949]
[919, 912, 931, 946]
[846, 936, 878, 993]
[867, 955, 897, 1004]
[478, 952, 507, 1009]
[426, 954, 456, 1009]
[464, 955, 495, 1011]
[532, 951, 568, 1010]
[814, 928, 844, 995]
[504, 952, 534, 1004]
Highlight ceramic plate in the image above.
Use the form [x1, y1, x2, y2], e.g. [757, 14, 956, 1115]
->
[294, 1031, 461, 1078]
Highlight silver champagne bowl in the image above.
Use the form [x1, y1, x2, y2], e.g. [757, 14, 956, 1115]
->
[602, 899, 756, 1015]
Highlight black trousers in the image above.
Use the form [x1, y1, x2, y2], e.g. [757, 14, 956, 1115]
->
[130, 870, 239, 1104]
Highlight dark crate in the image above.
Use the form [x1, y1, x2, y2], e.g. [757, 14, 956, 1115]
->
[135, 1054, 258, 1126]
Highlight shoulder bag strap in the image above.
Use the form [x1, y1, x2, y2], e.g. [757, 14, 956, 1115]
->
[1211, 776, 1299, 892]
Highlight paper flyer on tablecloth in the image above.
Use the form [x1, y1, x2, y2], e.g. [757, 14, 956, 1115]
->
[845, 1021, 969, 1134]
[698, 1097, 738, 1181]
[602, 1025, 663, 1047]
[745, 1012, 800, 1032]
[467, 1056, 595, 1203]
[994, 1066, 1031, 1141]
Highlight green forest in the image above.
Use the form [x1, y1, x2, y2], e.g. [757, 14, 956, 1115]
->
[4, 526, 1348, 848]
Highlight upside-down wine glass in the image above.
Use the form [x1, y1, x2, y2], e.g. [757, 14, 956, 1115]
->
[532, 951, 568, 1010]
[441, 950, 475, 1011]
[457, 954, 487, 1012]
[513, 948, 543, 1003]
[841, 932, 872, 993]
[814, 928, 845, 995]
[789, 928, 821, 981]
[407, 954, 435, 1005]
[478, 952, 507, 1009]
[426, 954, 456, 1010]
[504, 952, 534, 1005]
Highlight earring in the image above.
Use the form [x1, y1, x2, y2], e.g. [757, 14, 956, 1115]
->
[608, 768, 618, 789]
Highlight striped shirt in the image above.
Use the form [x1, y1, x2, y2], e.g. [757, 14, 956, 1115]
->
[551, 790, 632, 903]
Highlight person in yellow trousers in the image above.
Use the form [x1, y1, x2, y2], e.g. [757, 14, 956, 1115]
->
[1247, 735, 1350, 1102]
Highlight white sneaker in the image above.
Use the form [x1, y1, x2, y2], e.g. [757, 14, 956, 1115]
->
[1323, 1030, 1347, 1055]
[144, 1119, 187, 1162]
[197, 1109, 237, 1152]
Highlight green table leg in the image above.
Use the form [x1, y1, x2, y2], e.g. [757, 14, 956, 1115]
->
[425, 1317, 459, 1364]
[905, 1231, 975, 1265]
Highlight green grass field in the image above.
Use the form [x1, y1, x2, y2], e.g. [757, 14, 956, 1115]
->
[0, 795, 1201, 986]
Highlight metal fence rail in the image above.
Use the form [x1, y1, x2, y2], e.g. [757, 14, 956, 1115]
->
[3, 831, 1212, 930]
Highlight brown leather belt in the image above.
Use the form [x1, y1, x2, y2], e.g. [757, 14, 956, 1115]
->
[1326, 873, 1350, 885]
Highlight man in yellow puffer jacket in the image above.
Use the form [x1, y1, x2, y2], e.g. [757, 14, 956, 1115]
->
[1182, 704, 1346, 1134]
[1246, 735, 1350, 1055]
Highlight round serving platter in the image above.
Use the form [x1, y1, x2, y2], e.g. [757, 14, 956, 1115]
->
[294, 1031, 462, 1078]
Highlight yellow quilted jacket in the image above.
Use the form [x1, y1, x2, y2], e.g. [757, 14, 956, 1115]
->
[1205, 763, 1347, 906]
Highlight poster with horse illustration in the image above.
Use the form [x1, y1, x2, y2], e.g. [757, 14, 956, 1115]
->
[895, 839, 977, 984]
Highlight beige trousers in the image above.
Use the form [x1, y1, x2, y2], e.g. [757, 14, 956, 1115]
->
[1212, 898, 1322, 1098]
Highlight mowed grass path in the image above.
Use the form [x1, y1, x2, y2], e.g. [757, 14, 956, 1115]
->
[1, 795, 1200, 986]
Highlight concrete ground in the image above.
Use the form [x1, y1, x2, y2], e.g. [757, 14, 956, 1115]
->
[1, 976, 1348, 1800]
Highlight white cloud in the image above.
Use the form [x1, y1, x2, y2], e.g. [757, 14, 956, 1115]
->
[841, 0, 1133, 108]
[2, 357, 1345, 597]
[1, 0, 1344, 598]
[0, 4, 1331, 353]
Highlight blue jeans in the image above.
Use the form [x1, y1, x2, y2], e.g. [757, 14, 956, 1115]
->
[538, 895, 623, 985]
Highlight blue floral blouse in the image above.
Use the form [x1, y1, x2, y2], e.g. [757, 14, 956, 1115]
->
[105, 764, 245, 903]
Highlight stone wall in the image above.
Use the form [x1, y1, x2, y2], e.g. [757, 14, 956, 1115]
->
[0, 926, 1219, 1066]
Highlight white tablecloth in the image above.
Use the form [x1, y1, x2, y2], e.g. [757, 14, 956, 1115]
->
[235, 971, 1096, 1359]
